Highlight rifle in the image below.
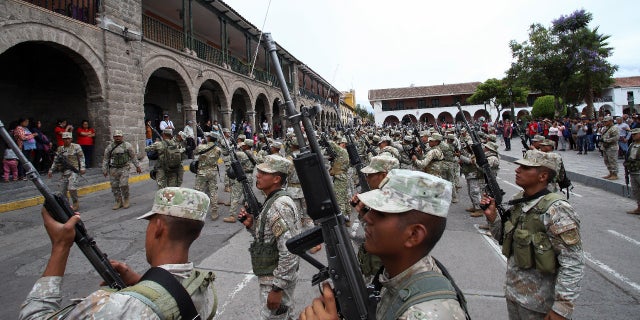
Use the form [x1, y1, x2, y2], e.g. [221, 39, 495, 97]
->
[261, 127, 272, 152]
[220, 129, 262, 222]
[53, 147, 88, 183]
[264, 33, 375, 320]
[624, 149, 631, 198]
[514, 122, 529, 158]
[319, 132, 337, 161]
[363, 137, 378, 157]
[330, 106, 371, 193]
[0, 120, 126, 290]
[456, 103, 507, 242]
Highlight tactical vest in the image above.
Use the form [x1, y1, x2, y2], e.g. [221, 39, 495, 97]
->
[502, 193, 564, 274]
[110, 143, 131, 168]
[249, 190, 287, 277]
[118, 268, 217, 320]
[377, 271, 459, 320]
[55, 145, 81, 172]
[624, 143, 640, 172]
[439, 143, 455, 162]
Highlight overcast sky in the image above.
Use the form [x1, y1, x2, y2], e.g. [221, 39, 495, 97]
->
[224, 0, 639, 110]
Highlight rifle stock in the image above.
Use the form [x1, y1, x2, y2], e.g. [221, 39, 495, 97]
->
[0, 120, 126, 290]
[264, 33, 375, 320]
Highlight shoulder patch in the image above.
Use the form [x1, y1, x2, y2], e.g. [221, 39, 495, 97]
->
[271, 218, 289, 238]
[559, 229, 581, 245]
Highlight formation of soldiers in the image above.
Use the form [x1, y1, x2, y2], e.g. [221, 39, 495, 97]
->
[24, 117, 585, 320]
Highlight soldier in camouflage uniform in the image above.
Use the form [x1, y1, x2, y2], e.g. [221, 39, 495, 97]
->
[624, 128, 640, 214]
[48, 132, 85, 211]
[412, 133, 445, 179]
[239, 155, 302, 320]
[224, 139, 256, 223]
[439, 136, 459, 203]
[600, 116, 620, 180]
[459, 129, 485, 216]
[446, 132, 462, 190]
[145, 129, 185, 189]
[304, 169, 467, 320]
[102, 130, 141, 210]
[194, 132, 222, 220]
[399, 135, 415, 169]
[481, 151, 584, 320]
[329, 137, 352, 223]
[20, 187, 216, 320]
[221, 128, 232, 193]
[377, 135, 400, 161]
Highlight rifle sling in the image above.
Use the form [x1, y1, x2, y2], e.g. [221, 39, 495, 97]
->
[139, 267, 201, 320]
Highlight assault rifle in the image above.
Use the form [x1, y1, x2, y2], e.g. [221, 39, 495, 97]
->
[220, 129, 262, 222]
[53, 147, 88, 183]
[264, 33, 376, 320]
[0, 120, 126, 290]
[456, 103, 507, 242]
[330, 106, 371, 193]
[319, 132, 337, 160]
[514, 122, 529, 158]
[363, 138, 378, 157]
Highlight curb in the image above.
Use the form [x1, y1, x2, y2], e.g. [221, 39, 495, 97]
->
[500, 154, 625, 196]
[0, 164, 190, 213]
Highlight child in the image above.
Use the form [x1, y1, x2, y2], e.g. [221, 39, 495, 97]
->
[3, 147, 19, 181]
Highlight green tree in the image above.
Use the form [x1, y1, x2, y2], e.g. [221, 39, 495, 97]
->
[354, 104, 374, 124]
[467, 78, 528, 121]
[532, 95, 566, 119]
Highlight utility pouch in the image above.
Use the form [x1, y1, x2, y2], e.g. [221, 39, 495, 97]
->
[501, 220, 515, 257]
[513, 229, 534, 269]
[532, 232, 557, 274]
[249, 240, 279, 277]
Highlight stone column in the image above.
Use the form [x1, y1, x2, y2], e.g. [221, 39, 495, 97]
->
[222, 110, 232, 129]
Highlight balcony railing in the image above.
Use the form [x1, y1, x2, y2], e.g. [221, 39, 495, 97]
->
[143, 14, 184, 52]
[24, 0, 99, 25]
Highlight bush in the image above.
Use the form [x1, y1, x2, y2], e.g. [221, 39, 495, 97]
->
[532, 95, 567, 119]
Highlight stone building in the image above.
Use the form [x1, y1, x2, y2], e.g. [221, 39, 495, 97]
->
[0, 0, 343, 165]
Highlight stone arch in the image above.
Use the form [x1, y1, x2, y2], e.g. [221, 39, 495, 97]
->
[143, 55, 193, 109]
[196, 78, 228, 125]
[419, 113, 436, 125]
[502, 110, 512, 121]
[144, 67, 192, 131]
[230, 87, 252, 127]
[383, 115, 400, 126]
[254, 92, 270, 127]
[401, 114, 418, 125]
[437, 112, 453, 124]
[473, 109, 490, 121]
[455, 110, 472, 122]
[598, 104, 614, 117]
[517, 109, 530, 119]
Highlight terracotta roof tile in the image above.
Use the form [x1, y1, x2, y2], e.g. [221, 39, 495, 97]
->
[368, 82, 481, 101]
[612, 76, 640, 88]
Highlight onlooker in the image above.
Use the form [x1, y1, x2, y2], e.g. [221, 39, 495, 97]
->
[159, 114, 174, 131]
[616, 117, 631, 158]
[30, 119, 53, 173]
[262, 120, 269, 133]
[558, 121, 567, 151]
[145, 119, 153, 146]
[576, 121, 588, 155]
[3, 145, 19, 182]
[503, 120, 512, 151]
[54, 119, 72, 147]
[13, 117, 38, 179]
[76, 120, 96, 168]
[183, 120, 196, 159]
[548, 121, 560, 150]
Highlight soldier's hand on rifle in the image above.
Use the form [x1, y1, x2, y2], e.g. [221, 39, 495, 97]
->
[109, 260, 141, 286]
[41, 206, 81, 277]
[238, 207, 253, 228]
[350, 194, 369, 220]
[135, 166, 142, 174]
[300, 282, 339, 320]
[480, 193, 498, 223]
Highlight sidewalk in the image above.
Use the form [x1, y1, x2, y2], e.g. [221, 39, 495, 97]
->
[498, 137, 626, 196]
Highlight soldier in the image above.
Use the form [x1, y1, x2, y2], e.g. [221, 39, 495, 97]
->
[600, 116, 620, 180]
[302, 169, 467, 320]
[624, 128, 640, 214]
[102, 130, 142, 210]
[47, 132, 85, 210]
[439, 135, 459, 203]
[328, 137, 352, 223]
[19, 187, 216, 319]
[194, 132, 222, 220]
[460, 136, 485, 217]
[238, 155, 302, 320]
[412, 133, 445, 179]
[378, 135, 400, 161]
[224, 139, 256, 223]
[481, 151, 584, 320]
[145, 129, 185, 189]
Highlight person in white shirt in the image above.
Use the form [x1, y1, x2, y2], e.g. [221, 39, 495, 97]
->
[159, 114, 175, 131]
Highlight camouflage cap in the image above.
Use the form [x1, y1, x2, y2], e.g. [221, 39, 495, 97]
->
[361, 154, 400, 174]
[403, 135, 413, 143]
[372, 135, 381, 143]
[137, 187, 210, 222]
[256, 154, 292, 174]
[113, 130, 123, 137]
[428, 133, 443, 142]
[178, 131, 187, 139]
[531, 135, 545, 142]
[258, 133, 265, 138]
[244, 139, 254, 147]
[162, 129, 173, 136]
[339, 137, 348, 144]
[419, 131, 429, 137]
[445, 133, 456, 140]
[271, 141, 283, 149]
[603, 115, 613, 121]
[515, 149, 560, 173]
[212, 124, 220, 131]
[460, 127, 467, 133]
[358, 169, 452, 217]
[222, 128, 230, 133]
[62, 132, 73, 139]
[539, 139, 555, 147]
[237, 134, 246, 140]
[631, 128, 640, 135]
[380, 135, 392, 143]
[487, 134, 497, 142]
[483, 142, 498, 152]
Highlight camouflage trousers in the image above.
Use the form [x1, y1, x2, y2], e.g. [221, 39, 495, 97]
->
[195, 172, 218, 218]
[443, 163, 458, 202]
[631, 173, 640, 201]
[58, 170, 80, 204]
[506, 299, 547, 320]
[155, 167, 184, 189]
[108, 166, 130, 199]
[289, 185, 313, 229]
[603, 147, 618, 174]
[222, 158, 231, 188]
[229, 175, 253, 217]
[258, 283, 296, 320]
[466, 176, 482, 209]
[333, 175, 351, 220]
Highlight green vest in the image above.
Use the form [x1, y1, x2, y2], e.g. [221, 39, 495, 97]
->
[502, 193, 564, 274]
[249, 190, 287, 276]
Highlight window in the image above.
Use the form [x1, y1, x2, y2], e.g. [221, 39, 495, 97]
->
[397, 101, 404, 110]
[432, 98, 440, 107]
[628, 91, 635, 105]
[382, 101, 391, 111]
[417, 99, 426, 109]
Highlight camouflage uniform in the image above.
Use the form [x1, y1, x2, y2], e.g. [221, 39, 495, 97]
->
[329, 140, 351, 219]
[195, 141, 222, 219]
[439, 141, 458, 203]
[601, 120, 620, 177]
[624, 133, 640, 205]
[489, 153, 584, 319]
[145, 138, 185, 189]
[286, 150, 312, 229]
[20, 187, 216, 320]
[414, 145, 444, 178]
[102, 137, 140, 208]
[228, 148, 256, 218]
[248, 156, 302, 320]
[49, 142, 85, 208]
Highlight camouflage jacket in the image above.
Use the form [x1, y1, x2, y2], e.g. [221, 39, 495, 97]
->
[248, 193, 302, 288]
[380, 145, 400, 161]
[489, 192, 584, 318]
[601, 124, 619, 149]
[50, 143, 85, 173]
[195, 142, 222, 176]
[286, 152, 304, 199]
[19, 263, 216, 320]
[235, 150, 255, 173]
[328, 141, 349, 178]
[414, 147, 443, 171]
[376, 255, 466, 320]
[102, 141, 139, 173]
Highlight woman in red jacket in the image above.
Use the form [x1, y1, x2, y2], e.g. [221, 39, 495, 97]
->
[76, 120, 95, 168]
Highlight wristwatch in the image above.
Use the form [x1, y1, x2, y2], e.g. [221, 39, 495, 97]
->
[271, 284, 283, 292]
